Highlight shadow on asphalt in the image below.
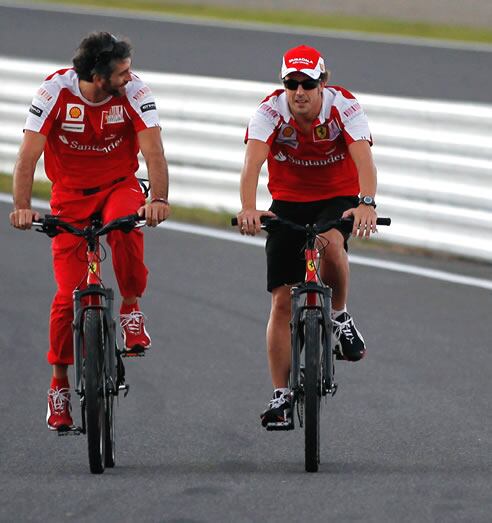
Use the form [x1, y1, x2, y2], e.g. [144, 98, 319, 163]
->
[103, 459, 492, 476]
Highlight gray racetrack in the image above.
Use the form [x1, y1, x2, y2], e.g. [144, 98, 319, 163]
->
[1, 201, 491, 522]
[1, 2, 492, 102]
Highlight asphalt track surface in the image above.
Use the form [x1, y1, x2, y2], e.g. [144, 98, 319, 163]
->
[1, 200, 492, 522]
[1, 2, 492, 103]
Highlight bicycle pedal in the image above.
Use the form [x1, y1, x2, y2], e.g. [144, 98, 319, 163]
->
[265, 421, 294, 431]
[57, 425, 83, 437]
[121, 348, 146, 358]
[324, 383, 338, 396]
[118, 384, 130, 397]
[333, 346, 346, 360]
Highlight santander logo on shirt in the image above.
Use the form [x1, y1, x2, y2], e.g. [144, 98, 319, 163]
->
[273, 150, 346, 167]
[68, 137, 124, 154]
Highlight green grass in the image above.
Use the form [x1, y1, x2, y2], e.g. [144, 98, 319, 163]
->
[31, 0, 492, 44]
[1, 173, 234, 228]
[4, 173, 481, 262]
[1, 173, 53, 201]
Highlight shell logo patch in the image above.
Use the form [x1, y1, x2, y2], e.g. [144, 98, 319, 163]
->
[282, 126, 295, 138]
[276, 123, 299, 149]
[66, 104, 84, 122]
[70, 107, 81, 119]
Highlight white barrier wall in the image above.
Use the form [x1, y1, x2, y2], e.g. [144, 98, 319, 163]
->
[1, 56, 492, 261]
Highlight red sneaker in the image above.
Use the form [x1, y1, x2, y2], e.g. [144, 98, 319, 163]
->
[120, 306, 151, 353]
[46, 388, 73, 431]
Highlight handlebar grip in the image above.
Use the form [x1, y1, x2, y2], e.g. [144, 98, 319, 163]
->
[376, 217, 391, 226]
[231, 216, 273, 227]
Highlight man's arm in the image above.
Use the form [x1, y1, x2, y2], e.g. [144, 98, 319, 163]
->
[237, 139, 275, 236]
[9, 130, 45, 229]
[137, 126, 170, 226]
[342, 140, 378, 238]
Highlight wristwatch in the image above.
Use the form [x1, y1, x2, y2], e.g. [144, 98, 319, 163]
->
[358, 195, 376, 208]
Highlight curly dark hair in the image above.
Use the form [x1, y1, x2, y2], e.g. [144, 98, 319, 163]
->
[72, 32, 132, 82]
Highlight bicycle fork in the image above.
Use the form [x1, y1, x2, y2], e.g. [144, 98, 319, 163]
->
[290, 285, 338, 409]
[72, 286, 127, 433]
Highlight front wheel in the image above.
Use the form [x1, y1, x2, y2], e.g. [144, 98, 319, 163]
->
[84, 309, 106, 474]
[304, 309, 321, 472]
[104, 393, 115, 468]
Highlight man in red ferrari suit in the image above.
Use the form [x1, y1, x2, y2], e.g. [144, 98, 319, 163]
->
[10, 32, 170, 431]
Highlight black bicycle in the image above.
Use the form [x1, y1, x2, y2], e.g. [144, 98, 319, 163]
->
[33, 213, 146, 474]
[233, 215, 391, 472]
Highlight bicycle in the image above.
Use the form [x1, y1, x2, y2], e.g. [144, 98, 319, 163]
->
[32, 213, 146, 474]
[232, 214, 391, 472]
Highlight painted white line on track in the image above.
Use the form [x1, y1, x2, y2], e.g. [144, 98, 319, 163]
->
[2, 193, 490, 290]
[1, 0, 492, 53]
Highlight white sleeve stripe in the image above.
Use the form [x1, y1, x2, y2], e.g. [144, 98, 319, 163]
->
[24, 85, 62, 133]
[247, 94, 282, 142]
[125, 76, 160, 128]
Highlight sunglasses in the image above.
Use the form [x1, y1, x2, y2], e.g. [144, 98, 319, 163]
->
[283, 78, 320, 91]
[94, 34, 118, 65]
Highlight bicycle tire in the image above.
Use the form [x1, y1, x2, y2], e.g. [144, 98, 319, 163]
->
[84, 309, 106, 474]
[304, 309, 321, 472]
[104, 393, 115, 468]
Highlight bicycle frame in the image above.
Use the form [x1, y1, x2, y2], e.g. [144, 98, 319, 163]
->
[231, 214, 390, 470]
[230, 215, 390, 404]
[72, 220, 118, 433]
[290, 226, 337, 405]
[30, 212, 145, 472]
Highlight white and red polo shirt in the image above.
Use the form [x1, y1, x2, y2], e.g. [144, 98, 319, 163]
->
[24, 68, 160, 190]
[246, 86, 372, 202]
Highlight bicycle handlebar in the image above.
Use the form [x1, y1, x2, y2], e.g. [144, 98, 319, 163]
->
[32, 213, 146, 238]
[231, 215, 391, 234]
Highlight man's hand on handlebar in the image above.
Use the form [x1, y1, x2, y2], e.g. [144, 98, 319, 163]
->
[236, 209, 276, 236]
[9, 208, 40, 230]
[138, 200, 170, 227]
[342, 205, 378, 238]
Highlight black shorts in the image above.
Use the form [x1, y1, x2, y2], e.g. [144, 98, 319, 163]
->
[265, 196, 359, 292]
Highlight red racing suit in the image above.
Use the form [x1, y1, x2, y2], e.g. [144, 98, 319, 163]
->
[24, 68, 161, 365]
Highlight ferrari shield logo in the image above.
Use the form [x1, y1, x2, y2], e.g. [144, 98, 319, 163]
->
[314, 125, 328, 141]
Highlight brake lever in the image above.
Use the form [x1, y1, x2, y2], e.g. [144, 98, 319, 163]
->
[34, 216, 62, 238]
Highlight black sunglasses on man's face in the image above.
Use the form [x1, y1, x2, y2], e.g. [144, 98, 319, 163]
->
[94, 34, 118, 65]
[283, 78, 320, 91]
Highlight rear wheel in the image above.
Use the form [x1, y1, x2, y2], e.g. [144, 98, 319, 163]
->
[304, 309, 321, 472]
[84, 309, 106, 474]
